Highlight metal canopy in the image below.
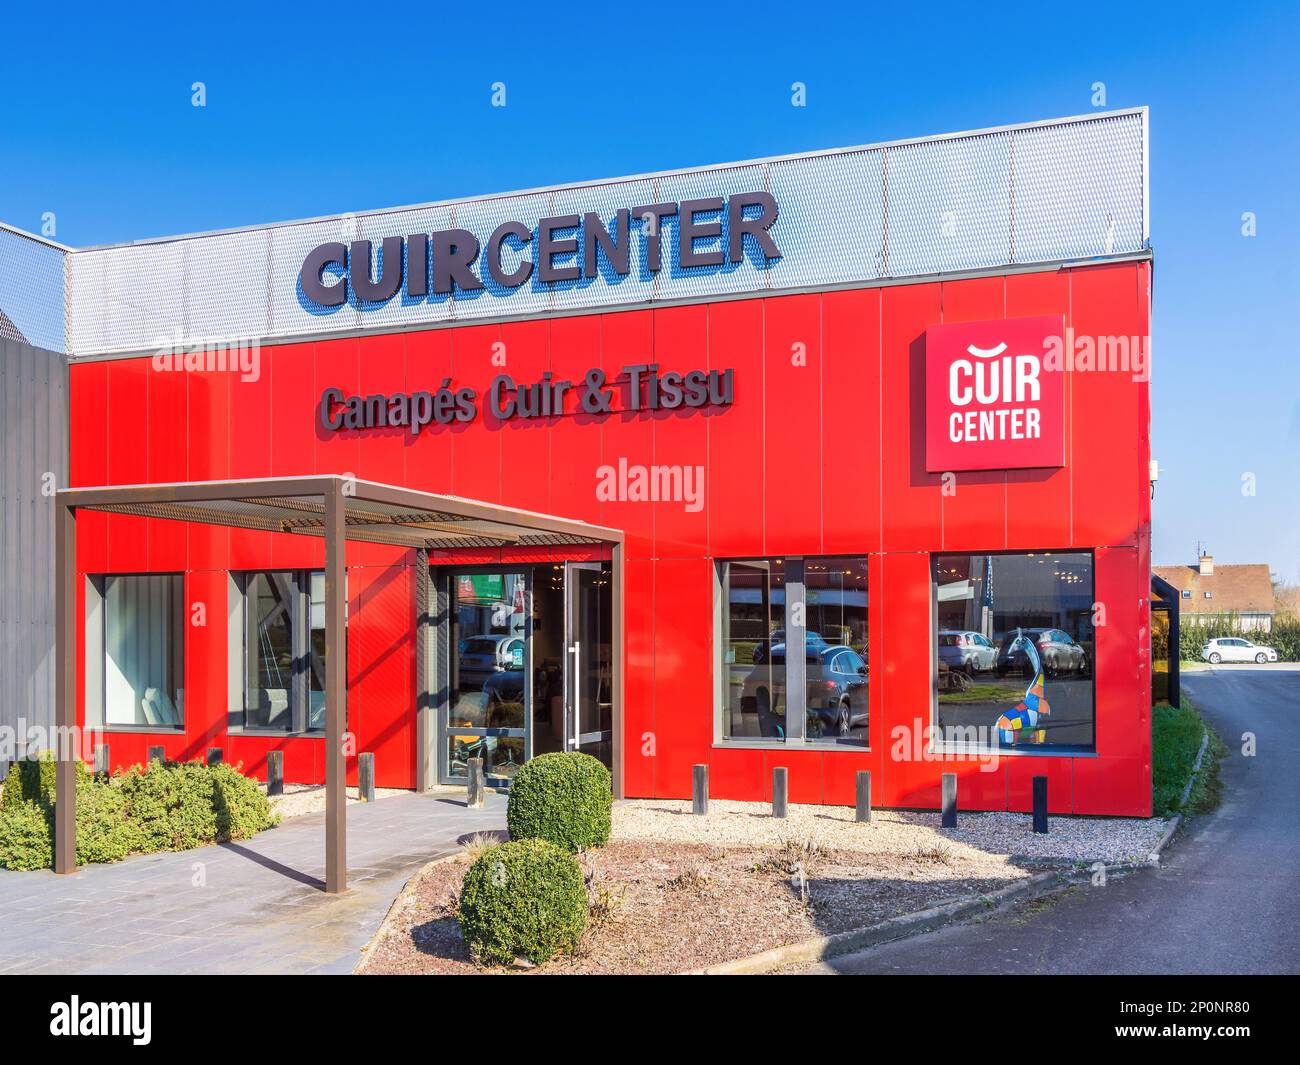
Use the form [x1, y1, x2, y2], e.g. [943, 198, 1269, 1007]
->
[53, 475, 624, 893]
[59, 475, 622, 548]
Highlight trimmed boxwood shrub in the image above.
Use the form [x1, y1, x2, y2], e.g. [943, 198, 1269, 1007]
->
[506, 751, 611, 852]
[458, 838, 587, 966]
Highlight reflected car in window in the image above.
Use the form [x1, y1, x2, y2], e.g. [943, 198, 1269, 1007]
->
[741, 644, 868, 737]
[458, 635, 525, 690]
[995, 627, 1087, 678]
[752, 630, 828, 664]
[937, 630, 998, 674]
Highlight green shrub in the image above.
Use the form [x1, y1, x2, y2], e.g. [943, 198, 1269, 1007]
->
[117, 759, 277, 850]
[458, 838, 587, 966]
[506, 752, 611, 852]
[0, 801, 53, 870]
[1, 752, 90, 810]
[0, 758, 277, 870]
[76, 782, 143, 864]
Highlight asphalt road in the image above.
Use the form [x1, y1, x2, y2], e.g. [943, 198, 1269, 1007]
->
[798, 664, 1300, 975]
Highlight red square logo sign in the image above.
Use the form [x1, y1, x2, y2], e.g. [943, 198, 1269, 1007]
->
[925, 314, 1065, 472]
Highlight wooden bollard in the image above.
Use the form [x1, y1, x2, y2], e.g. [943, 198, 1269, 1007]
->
[206, 747, 223, 766]
[692, 764, 709, 815]
[1032, 775, 1049, 834]
[772, 767, 788, 819]
[358, 752, 375, 802]
[941, 772, 957, 828]
[147, 745, 165, 764]
[467, 757, 485, 809]
[855, 770, 872, 823]
[266, 751, 284, 797]
[93, 743, 109, 776]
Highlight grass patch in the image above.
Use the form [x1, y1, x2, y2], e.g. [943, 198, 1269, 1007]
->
[1152, 701, 1225, 817]
[938, 682, 1025, 704]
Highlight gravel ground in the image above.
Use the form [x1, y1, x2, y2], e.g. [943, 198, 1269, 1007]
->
[358, 837, 1023, 975]
[264, 783, 410, 820]
[614, 799, 1168, 865]
[357, 799, 1167, 974]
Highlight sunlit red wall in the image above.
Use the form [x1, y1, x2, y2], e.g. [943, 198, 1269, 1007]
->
[68, 259, 1153, 815]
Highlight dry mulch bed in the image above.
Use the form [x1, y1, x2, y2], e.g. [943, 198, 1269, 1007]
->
[359, 837, 1024, 975]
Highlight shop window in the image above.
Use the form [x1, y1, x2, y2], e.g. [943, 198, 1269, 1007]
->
[717, 557, 868, 746]
[932, 552, 1095, 751]
[229, 570, 343, 733]
[85, 574, 185, 729]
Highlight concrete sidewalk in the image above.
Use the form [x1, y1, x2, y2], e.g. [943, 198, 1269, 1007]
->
[0, 790, 506, 975]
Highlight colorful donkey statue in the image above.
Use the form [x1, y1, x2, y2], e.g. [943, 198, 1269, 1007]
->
[994, 628, 1050, 745]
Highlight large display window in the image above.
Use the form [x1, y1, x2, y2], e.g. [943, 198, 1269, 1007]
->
[932, 551, 1095, 750]
[718, 557, 868, 745]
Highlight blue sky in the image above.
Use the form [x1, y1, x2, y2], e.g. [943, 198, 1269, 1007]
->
[1, 1, 1297, 580]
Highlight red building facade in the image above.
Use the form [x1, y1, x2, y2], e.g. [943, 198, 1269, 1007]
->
[61, 112, 1155, 815]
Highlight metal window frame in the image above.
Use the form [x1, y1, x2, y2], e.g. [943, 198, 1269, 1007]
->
[84, 571, 187, 733]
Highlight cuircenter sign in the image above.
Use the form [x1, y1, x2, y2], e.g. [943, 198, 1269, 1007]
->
[924, 315, 1065, 472]
[299, 192, 782, 308]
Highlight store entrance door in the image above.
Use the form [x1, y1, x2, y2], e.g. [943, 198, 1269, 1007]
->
[564, 562, 613, 771]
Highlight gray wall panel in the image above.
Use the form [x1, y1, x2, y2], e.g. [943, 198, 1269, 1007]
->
[0, 337, 67, 768]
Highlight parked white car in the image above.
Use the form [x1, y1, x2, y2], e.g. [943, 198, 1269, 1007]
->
[1201, 637, 1278, 664]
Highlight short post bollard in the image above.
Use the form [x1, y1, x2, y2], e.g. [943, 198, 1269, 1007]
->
[467, 757, 485, 809]
[941, 772, 957, 828]
[266, 751, 284, 797]
[147, 745, 164, 764]
[94, 743, 109, 777]
[206, 747, 223, 766]
[855, 770, 872, 823]
[1032, 775, 1049, 834]
[773, 767, 788, 819]
[692, 764, 709, 815]
[359, 752, 375, 803]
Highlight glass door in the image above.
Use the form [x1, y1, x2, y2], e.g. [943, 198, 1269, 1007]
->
[564, 562, 613, 769]
[446, 569, 529, 785]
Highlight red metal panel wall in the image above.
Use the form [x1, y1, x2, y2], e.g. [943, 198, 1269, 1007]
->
[67, 261, 1152, 813]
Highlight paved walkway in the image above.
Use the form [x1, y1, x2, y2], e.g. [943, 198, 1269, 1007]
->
[796, 665, 1300, 974]
[0, 790, 506, 974]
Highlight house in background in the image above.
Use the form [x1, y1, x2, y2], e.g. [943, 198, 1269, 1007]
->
[1153, 554, 1275, 632]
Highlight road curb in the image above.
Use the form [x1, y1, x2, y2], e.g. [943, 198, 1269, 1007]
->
[353, 850, 468, 974]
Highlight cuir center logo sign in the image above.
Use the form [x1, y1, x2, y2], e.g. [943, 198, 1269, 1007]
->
[925, 315, 1066, 472]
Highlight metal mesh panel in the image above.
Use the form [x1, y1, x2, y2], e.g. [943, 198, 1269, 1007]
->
[549, 178, 656, 313]
[0, 226, 66, 352]
[767, 149, 886, 286]
[1009, 113, 1145, 263]
[446, 190, 554, 321]
[354, 205, 455, 331]
[185, 228, 273, 343]
[650, 163, 771, 301]
[885, 131, 1013, 276]
[61, 110, 1148, 357]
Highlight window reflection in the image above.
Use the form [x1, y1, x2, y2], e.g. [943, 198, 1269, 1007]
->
[722, 560, 787, 739]
[933, 552, 1095, 749]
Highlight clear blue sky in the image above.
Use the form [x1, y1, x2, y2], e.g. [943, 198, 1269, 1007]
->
[2, 1, 1296, 581]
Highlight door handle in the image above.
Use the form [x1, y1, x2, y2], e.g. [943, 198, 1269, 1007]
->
[569, 641, 581, 749]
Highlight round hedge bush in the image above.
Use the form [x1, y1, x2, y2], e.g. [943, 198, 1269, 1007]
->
[506, 752, 611, 852]
[458, 838, 587, 966]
